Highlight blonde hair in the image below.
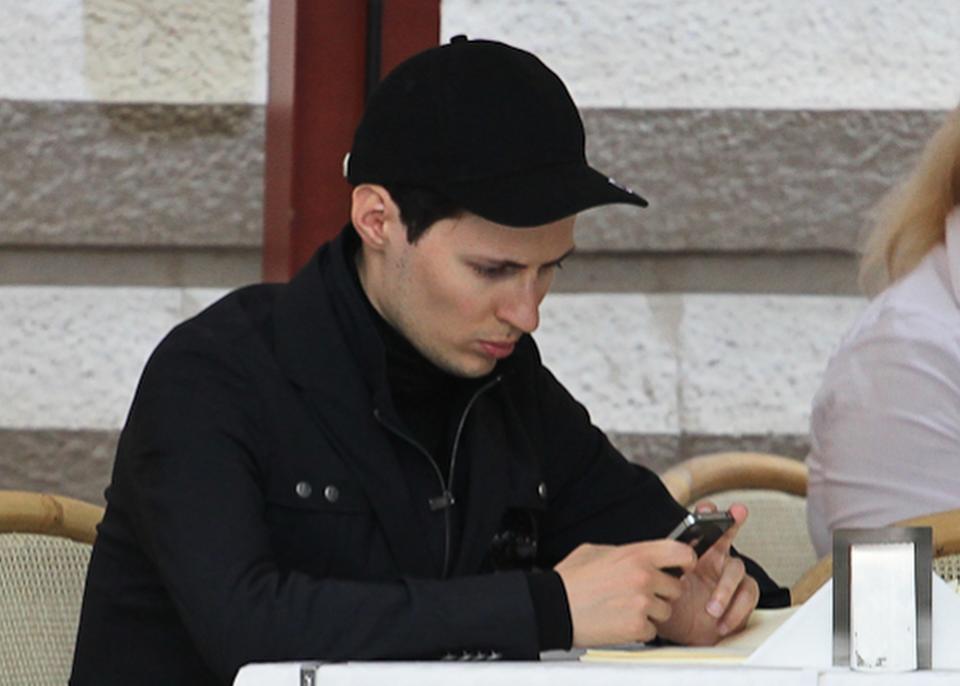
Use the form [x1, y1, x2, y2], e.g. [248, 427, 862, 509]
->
[860, 106, 960, 296]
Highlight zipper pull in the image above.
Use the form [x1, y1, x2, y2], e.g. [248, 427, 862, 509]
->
[428, 491, 456, 511]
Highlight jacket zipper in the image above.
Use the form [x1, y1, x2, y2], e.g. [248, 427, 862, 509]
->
[373, 374, 503, 578]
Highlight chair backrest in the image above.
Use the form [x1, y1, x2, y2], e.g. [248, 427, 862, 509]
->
[0, 491, 104, 686]
[661, 452, 816, 588]
[791, 508, 960, 605]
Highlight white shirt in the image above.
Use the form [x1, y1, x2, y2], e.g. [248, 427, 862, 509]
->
[807, 209, 960, 556]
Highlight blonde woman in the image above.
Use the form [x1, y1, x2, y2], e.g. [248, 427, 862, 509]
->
[807, 107, 960, 556]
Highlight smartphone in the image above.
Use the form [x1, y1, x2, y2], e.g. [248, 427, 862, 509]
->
[663, 511, 735, 577]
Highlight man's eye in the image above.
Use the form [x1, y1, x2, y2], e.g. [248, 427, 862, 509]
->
[539, 260, 565, 275]
[472, 264, 509, 278]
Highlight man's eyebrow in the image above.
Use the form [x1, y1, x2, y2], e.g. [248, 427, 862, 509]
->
[470, 247, 576, 269]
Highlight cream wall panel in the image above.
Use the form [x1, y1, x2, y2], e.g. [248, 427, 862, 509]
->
[442, 0, 960, 109]
[0, 287, 864, 446]
[0, 0, 268, 103]
[537, 294, 679, 435]
[0, 2, 87, 101]
[0, 101, 265, 248]
[6, 1, 954, 107]
[0, 287, 224, 430]
[679, 295, 865, 435]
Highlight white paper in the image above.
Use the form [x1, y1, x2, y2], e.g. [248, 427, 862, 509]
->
[746, 580, 834, 668]
[849, 542, 917, 671]
[748, 573, 960, 670]
[233, 662, 309, 686]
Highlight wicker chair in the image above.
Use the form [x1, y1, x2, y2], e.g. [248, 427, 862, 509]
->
[791, 507, 960, 605]
[0, 490, 104, 685]
[661, 451, 816, 589]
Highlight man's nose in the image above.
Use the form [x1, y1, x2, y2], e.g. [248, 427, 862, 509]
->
[497, 283, 541, 334]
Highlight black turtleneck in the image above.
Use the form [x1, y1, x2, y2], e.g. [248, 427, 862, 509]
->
[349, 248, 480, 477]
[347, 236, 573, 653]
[377, 317, 466, 469]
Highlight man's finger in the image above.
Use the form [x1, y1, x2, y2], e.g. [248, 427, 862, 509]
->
[622, 539, 698, 570]
[618, 539, 697, 589]
[725, 503, 748, 532]
[710, 503, 749, 560]
[704, 556, 746, 620]
[644, 595, 675, 624]
[717, 575, 760, 637]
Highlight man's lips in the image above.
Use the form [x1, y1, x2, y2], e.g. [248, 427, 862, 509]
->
[478, 340, 516, 359]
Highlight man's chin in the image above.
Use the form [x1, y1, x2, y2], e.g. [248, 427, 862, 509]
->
[455, 361, 497, 379]
[436, 354, 497, 379]
[413, 340, 499, 379]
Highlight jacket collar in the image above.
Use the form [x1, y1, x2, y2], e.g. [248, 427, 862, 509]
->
[274, 226, 386, 395]
[273, 227, 436, 575]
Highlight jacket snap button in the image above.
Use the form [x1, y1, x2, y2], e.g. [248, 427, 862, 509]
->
[324, 485, 340, 503]
[295, 481, 312, 498]
[537, 482, 548, 500]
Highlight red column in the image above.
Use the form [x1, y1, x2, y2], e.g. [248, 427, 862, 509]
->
[263, 0, 441, 282]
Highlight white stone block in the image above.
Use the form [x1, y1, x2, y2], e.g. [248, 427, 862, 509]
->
[0, 287, 867, 446]
[181, 288, 229, 320]
[0, 2, 86, 101]
[441, 0, 960, 109]
[537, 294, 680, 435]
[0, 0, 268, 103]
[0, 287, 184, 430]
[679, 294, 865, 436]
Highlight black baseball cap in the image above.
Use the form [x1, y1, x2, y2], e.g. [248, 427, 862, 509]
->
[345, 36, 647, 227]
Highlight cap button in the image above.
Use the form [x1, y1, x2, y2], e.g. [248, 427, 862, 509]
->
[450, 34, 469, 44]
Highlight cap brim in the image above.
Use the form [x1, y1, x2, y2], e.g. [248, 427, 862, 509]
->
[440, 163, 648, 227]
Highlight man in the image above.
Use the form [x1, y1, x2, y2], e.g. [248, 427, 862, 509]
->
[71, 37, 787, 685]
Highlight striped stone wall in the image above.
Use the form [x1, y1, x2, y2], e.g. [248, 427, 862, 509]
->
[0, 287, 866, 503]
[0, 0, 267, 287]
[1, 0, 268, 500]
[6, 2, 956, 285]
[2, 1, 958, 503]
[443, 0, 958, 292]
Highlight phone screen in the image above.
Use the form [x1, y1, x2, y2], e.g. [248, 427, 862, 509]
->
[663, 511, 734, 576]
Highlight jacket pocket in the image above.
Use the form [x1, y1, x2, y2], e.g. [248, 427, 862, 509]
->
[263, 475, 384, 577]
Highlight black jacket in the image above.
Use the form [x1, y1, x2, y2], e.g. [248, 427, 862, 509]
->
[71, 229, 787, 685]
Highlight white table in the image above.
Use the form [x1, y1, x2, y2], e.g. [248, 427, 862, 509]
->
[234, 660, 960, 686]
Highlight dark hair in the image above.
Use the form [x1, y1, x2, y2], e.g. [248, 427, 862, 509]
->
[383, 184, 463, 244]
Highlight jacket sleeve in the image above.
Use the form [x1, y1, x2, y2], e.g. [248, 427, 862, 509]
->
[529, 362, 789, 607]
[113, 339, 539, 682]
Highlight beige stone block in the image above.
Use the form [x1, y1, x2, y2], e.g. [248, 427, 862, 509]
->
[0, 429, 117, 505]
[579, 109, 945, 252]
[0, 101, 263, 247]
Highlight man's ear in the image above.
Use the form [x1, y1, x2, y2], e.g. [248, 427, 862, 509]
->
[351, 184, 401, 251]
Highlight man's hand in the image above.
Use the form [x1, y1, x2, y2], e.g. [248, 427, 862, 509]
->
[554, 539, 697, 646]
[554, 503, 760, 648]
[653, 503, 759, 645]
